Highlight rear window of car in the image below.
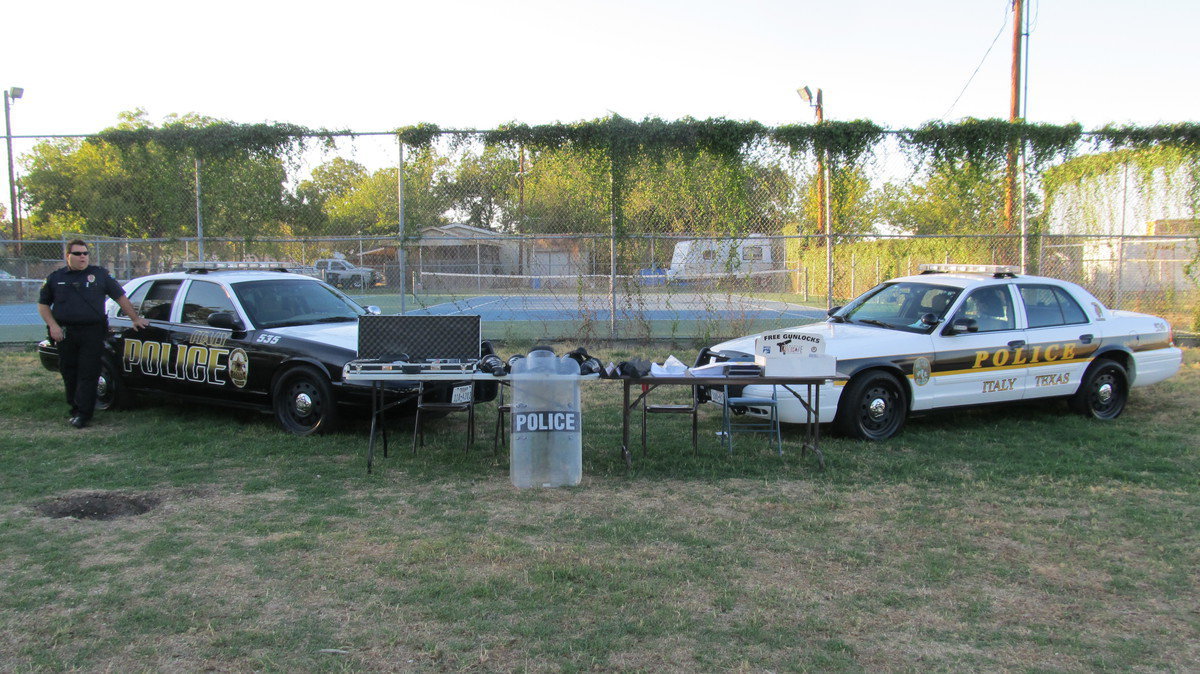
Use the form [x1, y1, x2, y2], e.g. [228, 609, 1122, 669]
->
[1019, 284, 1089, 328]
[116, 281, 150, 318]
[182, 280, 237, 326]
[123, 280, 180, 321]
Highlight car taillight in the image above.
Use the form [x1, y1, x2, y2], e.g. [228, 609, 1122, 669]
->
[1168, 323, 1175, 347]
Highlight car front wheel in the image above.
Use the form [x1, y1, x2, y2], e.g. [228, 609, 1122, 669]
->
[835, 370, 907, 440]
[1069, 359, 1128, 420]
[95, 356, 133, 411]
[273, 365, 339, 435]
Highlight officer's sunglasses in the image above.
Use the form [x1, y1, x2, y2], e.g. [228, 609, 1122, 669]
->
[69, 251, 89, 256]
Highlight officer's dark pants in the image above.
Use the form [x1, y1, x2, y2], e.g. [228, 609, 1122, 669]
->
[57, 323, 106, 421]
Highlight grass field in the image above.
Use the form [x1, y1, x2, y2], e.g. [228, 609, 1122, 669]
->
[1, 345, 1197, 671]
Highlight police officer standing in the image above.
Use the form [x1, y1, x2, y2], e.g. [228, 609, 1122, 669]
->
[37, 239, 150, 428]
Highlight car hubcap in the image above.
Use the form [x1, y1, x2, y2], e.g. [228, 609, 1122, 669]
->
[294, 392, 314, 417]
[96, 376, 109, 399]
[868, 397, 888, 420]
[1097, 382, 1113, 405]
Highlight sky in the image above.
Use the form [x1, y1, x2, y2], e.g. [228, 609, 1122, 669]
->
[3, 0, 1198, 140]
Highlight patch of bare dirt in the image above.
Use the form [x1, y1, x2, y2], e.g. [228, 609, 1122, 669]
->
[33, 491, 161, 520]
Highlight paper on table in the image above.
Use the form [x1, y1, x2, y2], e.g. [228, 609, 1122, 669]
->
[650, 355, 688, 376]
[686, 361, 729, 376]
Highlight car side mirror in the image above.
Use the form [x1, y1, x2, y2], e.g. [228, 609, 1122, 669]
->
[920, 312, 940, 327]
[944, 317, 978, 335]
[365, 305, 382, 316]
[208, 312, 245, 331]
[826, 306, 842, 317]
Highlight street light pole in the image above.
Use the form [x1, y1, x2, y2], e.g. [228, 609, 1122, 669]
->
[799, 86, 833, 310]
[4, 87, 23, 247]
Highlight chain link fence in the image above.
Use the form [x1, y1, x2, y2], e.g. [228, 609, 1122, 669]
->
[2, 127, 1197, 343]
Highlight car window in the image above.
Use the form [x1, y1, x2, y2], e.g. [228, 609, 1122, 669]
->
[838, 282, 961, 333]
[138, 280, 182, 322]
[233, 278, 364, 329]
[182, 280, 237, 326]
[116, 281, 151, 318]
[954, 287, 1016, 332]
[1019, 284, 1089, 328]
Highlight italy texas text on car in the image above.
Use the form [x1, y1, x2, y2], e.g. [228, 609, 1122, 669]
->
[37, 262, 494, 435]
[697, 264, 1183, 440]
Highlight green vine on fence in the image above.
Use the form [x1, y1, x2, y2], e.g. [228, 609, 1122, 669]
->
[901, 118, 1082, 170]
[476, 116, 767, 162]
[395, 123, 447, 148]
[772, 120, 886, 166]
[1090, 123, 1200, 149]
[96, 121, 337, 160]
[93, 117, 1200, 172]
[1043, 145, 1200, 198]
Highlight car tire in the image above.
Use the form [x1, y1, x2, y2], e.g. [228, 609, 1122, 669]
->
[273, 365, 339, 436]
[95, 356, 133, 411]
[1068, 359, 1128, 420]
[835, 370, 907, 440]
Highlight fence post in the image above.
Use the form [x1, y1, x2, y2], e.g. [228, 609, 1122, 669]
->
[398, 139, 407, 314]
[608, 130, 620, 340]
[194, 158, 204, 262]
[1115, 163, 1129, 309]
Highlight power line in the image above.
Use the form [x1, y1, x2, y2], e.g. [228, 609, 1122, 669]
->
[942, 1, 1013, 120]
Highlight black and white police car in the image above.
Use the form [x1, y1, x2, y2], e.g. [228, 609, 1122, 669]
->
[699, 264, 1184, 440]
[37, 263, 492, 435]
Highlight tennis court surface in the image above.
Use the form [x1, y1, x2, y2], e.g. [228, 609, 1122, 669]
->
[403, 292, 827, 323]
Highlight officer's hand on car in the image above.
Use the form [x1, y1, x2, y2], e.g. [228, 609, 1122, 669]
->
[131, 316, 150, 330]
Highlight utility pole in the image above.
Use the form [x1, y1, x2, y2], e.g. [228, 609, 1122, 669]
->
[799, 86, 832, 309]
[1004, 0, 1024, 241]
[4, 87, 23, 251]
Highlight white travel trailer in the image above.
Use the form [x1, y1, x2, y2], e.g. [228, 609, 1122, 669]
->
[665, 235, 776, 281]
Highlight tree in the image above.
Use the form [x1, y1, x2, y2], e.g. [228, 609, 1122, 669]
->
[875, 163, 1006, 235]
[622, 151, 753, 235]
[322, 147, 451, 237]
[21, 110, 295, 241]
[441, 146, 519, 231]
[792, 164, 874, 238]
[517, 147, 610, 235]
[291, 158, 368, 235]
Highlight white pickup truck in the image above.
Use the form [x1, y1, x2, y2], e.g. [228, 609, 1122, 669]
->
[314, 258, 377, 289]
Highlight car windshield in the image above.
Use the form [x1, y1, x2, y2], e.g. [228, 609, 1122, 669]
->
[834, 282, 961, 334]
[233, 278, 365, 329]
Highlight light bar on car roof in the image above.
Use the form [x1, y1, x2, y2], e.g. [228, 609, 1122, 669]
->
[182, 261, 300, 271]
[918, 263, 1021, 276]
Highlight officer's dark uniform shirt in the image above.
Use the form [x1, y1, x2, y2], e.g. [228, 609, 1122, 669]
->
[38, 265, 126, 326]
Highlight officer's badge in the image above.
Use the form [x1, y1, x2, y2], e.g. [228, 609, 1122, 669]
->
[912, 356, 932, 386]
[229, 348, 249, 388]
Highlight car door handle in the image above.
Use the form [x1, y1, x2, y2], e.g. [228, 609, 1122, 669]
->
[1007, 340, 1026, 348]
[1079, 334, 1094, 344]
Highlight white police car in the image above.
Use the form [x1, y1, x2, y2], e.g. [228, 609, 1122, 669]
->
[38, 263, 492, 435]
[698, 264, 1184, 440]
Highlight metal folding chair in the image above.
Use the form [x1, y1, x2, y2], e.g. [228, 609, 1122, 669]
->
[721, 384, 781, 455]
[492, 381, 511, 455]
[412, 381, 475, 452]
[640, 383, 699, 455]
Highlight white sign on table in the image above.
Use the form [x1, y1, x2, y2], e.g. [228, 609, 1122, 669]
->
[754, 332, 837, 376]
